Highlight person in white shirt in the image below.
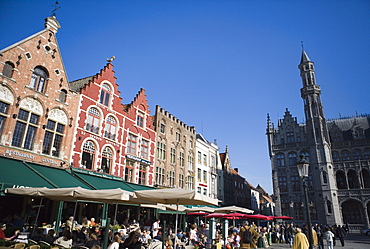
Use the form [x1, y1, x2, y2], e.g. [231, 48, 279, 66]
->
[151, 219, 161, 238]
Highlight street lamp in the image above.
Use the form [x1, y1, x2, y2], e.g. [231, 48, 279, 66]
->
[297, 154, 314, 249]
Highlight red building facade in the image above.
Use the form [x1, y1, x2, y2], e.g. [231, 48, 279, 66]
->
[70, 63, 156, 186]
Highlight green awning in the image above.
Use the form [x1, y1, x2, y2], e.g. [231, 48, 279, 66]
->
[24, 162, 92, 189]
[158, 209, 186, 214]
[0, 157, 56, 191]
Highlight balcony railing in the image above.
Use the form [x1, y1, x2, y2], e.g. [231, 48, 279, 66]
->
[86, 123, 99, 134]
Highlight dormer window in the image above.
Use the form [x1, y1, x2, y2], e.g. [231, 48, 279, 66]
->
[99, 83, 111, 106]
[30, 66, 48, 93]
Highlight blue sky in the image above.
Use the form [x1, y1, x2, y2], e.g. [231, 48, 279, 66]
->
[1, 0, 369, 193]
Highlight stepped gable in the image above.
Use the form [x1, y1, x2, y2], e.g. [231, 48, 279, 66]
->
[124, 88, 154, 129]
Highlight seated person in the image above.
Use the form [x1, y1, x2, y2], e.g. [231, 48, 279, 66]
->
[85, 234, 100, 249]
[42, 229, 56, 245]
[54, 230, 73, 248]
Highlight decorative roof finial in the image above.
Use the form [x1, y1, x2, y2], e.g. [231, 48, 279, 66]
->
[52, 1, 60, 17]
[107, 56, 115, 62]
[301, 41, 304, 50]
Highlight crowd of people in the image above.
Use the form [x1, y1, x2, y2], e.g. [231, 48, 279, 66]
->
[0, 214, 351, 249]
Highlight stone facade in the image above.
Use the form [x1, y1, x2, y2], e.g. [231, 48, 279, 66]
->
[153, 105, 196, 189]
[267, 50, 370, 227]
[0, 16, 79, 170]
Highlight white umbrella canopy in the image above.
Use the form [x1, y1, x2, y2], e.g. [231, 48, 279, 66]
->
[215, 205, 254, 214]
[5, 187, 50, 196]
[185, 206, 216, 213]
[134, 188, 218, 233]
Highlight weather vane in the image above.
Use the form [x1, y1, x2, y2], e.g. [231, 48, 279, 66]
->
[301, 41, 304, 50]
[52, 1, 61, 17]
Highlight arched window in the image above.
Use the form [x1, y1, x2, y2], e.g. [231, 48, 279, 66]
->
[336, 171, 347, 189]
[99, 83, 111, 106]
[81, 141, 95, 169]
[104, 115, 116, 140]
[86, 107, 100, 134]
[0, 101, 10, 137]
[276, 153, 285, 167]
[332, 151, 340, 162]
[288, 152, 297, 166]
[341, 150, 351, 161]
[30, 66, 48, 93]
[42, 109, 67, 157]
[361, 169, 370, 189]
[347, 170, 360, 189]
[322, 171, 328, 184]
[2, 61, 15, 78]
[101, 147, 113, 173]
[59, 89, 67, 103]
[363, 148, 370, 160]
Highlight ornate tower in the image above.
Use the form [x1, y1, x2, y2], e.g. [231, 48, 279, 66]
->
[298, 50, 342, 225]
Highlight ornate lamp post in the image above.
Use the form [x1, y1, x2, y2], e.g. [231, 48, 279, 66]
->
[297, 154, 313, 249]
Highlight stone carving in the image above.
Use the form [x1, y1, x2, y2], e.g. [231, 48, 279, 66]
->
[19, 97, 43, 115]
[0, 85, 14, 103]
[49, 108, 68, 124]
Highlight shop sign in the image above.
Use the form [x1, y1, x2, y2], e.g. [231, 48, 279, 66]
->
[126, 154, 151, 165]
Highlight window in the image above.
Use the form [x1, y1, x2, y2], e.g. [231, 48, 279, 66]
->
[188, 155, 194, 171]
[179, 151, 184, 167]
[156, 167, 165, 186]
[197, 169, 202, 181]
[332, 151, 340, 162]
[168, 171, 175, 186]
[160, 123, 165, 133]
[170, 148, 176, 164]
[291, 176, 300, 192]
[2, 61, 15, 78]
[42, 119, 65, 157]
[141, 140, 149, 159]
[187, 176, 194, 189]
[364, 149, 370, 160]
[197, 151, 201, 163]
[12, 109, 39, 150]
[81, 141, 95, 169]
[86, 108, 100, 134]
[341, 150, 351, 161]
[353, 149, 362, 160]
[322, 171, 328, 184]
[203, 170, 207, 183]
[176, 132, 180, 142]
[99, 84, 111, 106]
[288, 152, 297, 166]
[101, 147, 113, 173]
[326, 200, 332, 214]
[189, 139, 193, 149]
[0, 101, 10, 136]
[59, 89, 67, 103]
[29, 66, 48, 93]
[127, 134, 137, 154]
[197, 187, 201, 194]
[203, 154, 207, 166]
[137, 112, 144, 127]
[278, 176, 287, 192]
[203, 188, 207, 196]
[286, 131, 295, 143]
[125, 160, 135, 182]
[138, 164, 147, 185]
[276, 154, 285, 167]
[157, 142, 166, 160]
[179, 174, 184, 188]
[104, 116, 116, 140]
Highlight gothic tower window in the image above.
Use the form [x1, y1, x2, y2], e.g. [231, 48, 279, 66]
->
[104, 115, 116, 140]
[99, 83, 111, 106]
[322, 171, 328, 184]
[336, 171, 347, 189]
[2, 61, 15, 78]
[30, 66, 48, 93]
[288, 152, 297, 166]
[86, 107, 100, 134]
[326, 200, 333, 214]
[276, 153, 285, 167]
[81, 140, 96, 169]
[101, 147, 113, 173]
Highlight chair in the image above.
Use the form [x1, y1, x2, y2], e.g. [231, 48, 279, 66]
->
[28, 239, 38, 245]
[29, 245, 40, 249]
[78, 246, 89, 249]
[38, 241, 50, 247]
[14, 243, 26, 249]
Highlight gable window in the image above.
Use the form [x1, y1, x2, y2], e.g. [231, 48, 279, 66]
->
[137, 112, 144, 127]
[104, 116, 116, 140]
[12, 109, 40, 150]
[81, 141, 95, 169]
[99, 84, 111, 106]
[138, 164, 147, 185]
[157, 142, 166, 160]
[86, 108, 100, 134]
[101, 147, 113, 173]
[125, 160, 135, 182]
[2, 61, 15, 78]
[42, 119, 65, 157]
[156, 167, 165, 186]
[0, 101, 10, 136]
[286, 131, 295, 143]
[141, 139, 149, 159]
[127, 134, 137, 154]
[59, 89, 67, 103]
[30, 66, 48, 93]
